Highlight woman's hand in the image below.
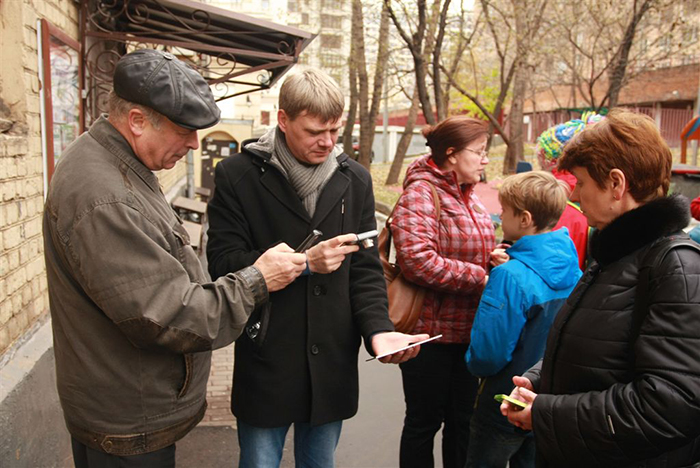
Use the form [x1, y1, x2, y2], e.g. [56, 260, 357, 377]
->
[490, 244, 511, 267]
[500, 375, 537, 431]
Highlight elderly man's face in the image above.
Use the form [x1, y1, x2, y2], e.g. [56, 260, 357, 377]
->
[137, 116, 199, 171]
[278, 110, 342, 165]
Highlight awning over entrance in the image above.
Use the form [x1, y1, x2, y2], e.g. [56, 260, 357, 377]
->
[81, 0, 315, 125]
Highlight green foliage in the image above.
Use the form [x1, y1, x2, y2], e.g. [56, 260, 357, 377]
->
[452, 67, 508, 119]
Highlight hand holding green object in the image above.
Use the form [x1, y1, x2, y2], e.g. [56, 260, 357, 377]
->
[494, 393, 528, 410]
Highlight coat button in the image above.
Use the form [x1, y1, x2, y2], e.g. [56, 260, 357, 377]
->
[313, 285, 323, 296]
[311, 344, 319, 355]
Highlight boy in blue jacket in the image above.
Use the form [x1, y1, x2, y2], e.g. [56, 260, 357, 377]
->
[465, 171, 582, 468]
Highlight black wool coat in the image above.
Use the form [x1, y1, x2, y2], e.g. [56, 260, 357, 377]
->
[206, 141, 394, 427]
[524, 195, 700, 467]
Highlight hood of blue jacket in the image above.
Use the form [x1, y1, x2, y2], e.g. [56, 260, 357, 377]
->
[506, 228, 581, 291]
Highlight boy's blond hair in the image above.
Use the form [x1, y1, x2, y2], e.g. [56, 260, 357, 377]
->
[498, 171, 567, 231]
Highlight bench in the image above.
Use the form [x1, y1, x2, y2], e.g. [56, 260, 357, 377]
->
[172, 196, 207, 224]
[182, 220, 203, 250]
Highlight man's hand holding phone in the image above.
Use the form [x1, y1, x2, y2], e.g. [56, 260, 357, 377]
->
[500, 375, 537, 431]
[254, 243, 308, 292]
[370, 332, 432, 364]
[306, 233, 360, 274]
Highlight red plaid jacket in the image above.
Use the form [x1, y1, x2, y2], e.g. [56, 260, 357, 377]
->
[391, 155, 496, 343]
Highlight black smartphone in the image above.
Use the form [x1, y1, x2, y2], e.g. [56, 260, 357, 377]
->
[295, 230, 323, 253]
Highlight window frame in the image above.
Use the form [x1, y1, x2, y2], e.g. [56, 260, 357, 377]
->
[40, 18, 83, 185]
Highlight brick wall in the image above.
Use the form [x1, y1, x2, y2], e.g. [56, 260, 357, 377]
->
[0, 0, 79, 355]
[157, 158, 189, 195]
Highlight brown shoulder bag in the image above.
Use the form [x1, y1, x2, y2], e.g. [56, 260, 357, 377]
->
[378, 183, 441, 333]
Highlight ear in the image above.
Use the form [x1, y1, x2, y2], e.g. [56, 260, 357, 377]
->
[446, 147, 457, 164]
[127, 108, 147, 136]
[520, 210, 533, 228]
[608, 168, 627, 200]
[278, 109, 289, 133]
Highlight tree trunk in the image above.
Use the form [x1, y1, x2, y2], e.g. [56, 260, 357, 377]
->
[504, 61, 526, 174]
[432, 0, 451, 121]
[386, 89, 421, 185]
[607, 0, 652, 108]
[343, 41, 359, 158]
[359, 3, 390, 167]
[353, 0, 371, 170]
[385, 0, 436, 126]
[504, 0, 528, 175]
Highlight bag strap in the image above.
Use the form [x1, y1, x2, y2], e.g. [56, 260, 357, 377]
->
[427, 182, 441, 220]
[384, 181, 442, 263]
[631, 236, 700, 344]
[387, 181, 441, 226]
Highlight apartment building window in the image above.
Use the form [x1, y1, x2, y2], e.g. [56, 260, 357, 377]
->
[321, 34, 342, 49]
[321, 0, 344, 10]
[288, 1, 298, 12]
[301, 13, 309, 25]
[683, 25, 699, 43]
[321, 14, 342, 29]
[321, 53, 344, 68]
[330, 71, 343, 85]
[261, 111, 270, 126]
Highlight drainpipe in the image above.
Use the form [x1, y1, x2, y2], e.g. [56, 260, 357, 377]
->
[186, 149, 195, 198]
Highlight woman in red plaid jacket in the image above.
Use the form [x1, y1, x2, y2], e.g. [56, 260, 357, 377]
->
[391, 116, 496, 468]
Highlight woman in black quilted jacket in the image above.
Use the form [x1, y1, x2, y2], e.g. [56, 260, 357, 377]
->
[501, 108, 700, 468]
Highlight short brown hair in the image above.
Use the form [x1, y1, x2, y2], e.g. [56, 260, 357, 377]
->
[108, 91, 163, 129]
[558, 108, 671, 202]
[422, 116, 489, 166]
[498, 171, 567, 231]
[279, 68, 345, 122]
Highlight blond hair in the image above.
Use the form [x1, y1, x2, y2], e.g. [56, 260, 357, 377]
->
[279, 68, 344, 122]
[498, 171, 567, 231]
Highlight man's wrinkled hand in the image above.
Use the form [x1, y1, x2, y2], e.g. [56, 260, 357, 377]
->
[371, 332, 430, 364]
[306, 234, 360, 274]
[254, 243, 307, 292]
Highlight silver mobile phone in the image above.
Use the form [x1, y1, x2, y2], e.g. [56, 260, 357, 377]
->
[347, 229, 379, 248]
[295, 230, 323, 253]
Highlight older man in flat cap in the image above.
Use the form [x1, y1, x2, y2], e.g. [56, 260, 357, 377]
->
[43, 49, 306, 468]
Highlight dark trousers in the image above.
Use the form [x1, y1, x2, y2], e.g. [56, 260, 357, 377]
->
[71, 438, 176, 468]
[399, 342, 479, 468]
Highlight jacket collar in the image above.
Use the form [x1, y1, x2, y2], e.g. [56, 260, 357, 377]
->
[241, 137, 352, 225]
[89, 115, 161, 194]
[403, 154, 472, 200]
[590, 194, 690, 266]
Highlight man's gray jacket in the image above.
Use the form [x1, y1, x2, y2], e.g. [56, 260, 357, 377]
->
[43, 116, 267, 456]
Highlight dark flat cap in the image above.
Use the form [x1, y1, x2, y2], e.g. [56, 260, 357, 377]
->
[113, 49, 221, 130]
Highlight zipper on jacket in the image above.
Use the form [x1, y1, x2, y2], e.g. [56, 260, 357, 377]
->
[464, 194, 489, 270]
[341, 198, 345, 232]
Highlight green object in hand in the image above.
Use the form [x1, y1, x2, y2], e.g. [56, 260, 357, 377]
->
[494, 394, 528, 409]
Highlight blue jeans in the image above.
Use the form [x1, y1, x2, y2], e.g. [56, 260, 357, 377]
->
[237, 419, 343, 468]
[465, 416, 535, 468]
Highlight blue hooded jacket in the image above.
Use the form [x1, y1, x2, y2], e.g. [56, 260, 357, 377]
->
[466, 228, 582, 432]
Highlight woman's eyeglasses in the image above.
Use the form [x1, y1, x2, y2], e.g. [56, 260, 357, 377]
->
[465, 148, 489, 159]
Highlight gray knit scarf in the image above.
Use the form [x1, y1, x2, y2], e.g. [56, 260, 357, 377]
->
[248, 127, 339, 217]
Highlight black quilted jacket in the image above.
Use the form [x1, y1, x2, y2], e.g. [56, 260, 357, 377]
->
[524, 195, 700, 468]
